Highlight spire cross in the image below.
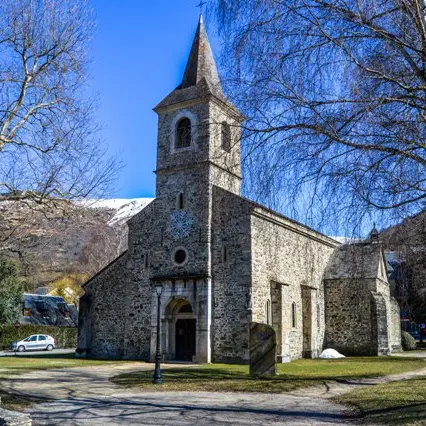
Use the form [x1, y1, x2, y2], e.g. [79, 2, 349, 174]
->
[196, 1, 207, 14]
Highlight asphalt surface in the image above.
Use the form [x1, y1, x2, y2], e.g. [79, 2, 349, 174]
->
[1, 356, 425, 425]
[28, 391, 354, 425]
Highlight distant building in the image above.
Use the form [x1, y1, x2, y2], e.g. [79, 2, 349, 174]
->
[77, 16, 401, 362]
[22, 294, 78, 327]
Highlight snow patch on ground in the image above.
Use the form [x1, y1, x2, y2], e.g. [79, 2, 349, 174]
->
[319, 348, 345, 359]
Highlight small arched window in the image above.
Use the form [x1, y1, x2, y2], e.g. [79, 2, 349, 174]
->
[291, 302, 297, 328]
[221, 122, 231, 152]
[176, 118, 191, 149]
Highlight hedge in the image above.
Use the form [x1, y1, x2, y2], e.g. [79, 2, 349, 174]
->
[0, 324, 77, 350]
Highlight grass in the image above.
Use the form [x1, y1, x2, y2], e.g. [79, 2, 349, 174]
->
[335, 376, 426, 425]
[110, 357, 426, 393]
[0, 352, 129, 379]
[0, 390, 35, 412]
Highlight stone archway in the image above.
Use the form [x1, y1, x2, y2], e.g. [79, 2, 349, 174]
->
[165, 299, 196, 361]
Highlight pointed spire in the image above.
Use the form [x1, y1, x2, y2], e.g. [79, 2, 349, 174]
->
[178, 15, 223, 95]
[370, 223, 380, 243]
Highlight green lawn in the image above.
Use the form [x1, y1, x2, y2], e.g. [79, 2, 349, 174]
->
[110, 357, 426, 393]
[335, 376, 426, 425]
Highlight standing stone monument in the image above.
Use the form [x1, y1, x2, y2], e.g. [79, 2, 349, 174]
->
[249, 322, 277, 376]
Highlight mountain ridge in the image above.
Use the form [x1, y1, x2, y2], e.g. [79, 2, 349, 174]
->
[0, 198, 153, 290]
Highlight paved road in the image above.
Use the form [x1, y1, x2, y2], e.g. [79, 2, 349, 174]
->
[28, 391, 354, 425]
[0, 349, 75, 357]
[0, 363, 357, 425]
[1, 361, 425, 425]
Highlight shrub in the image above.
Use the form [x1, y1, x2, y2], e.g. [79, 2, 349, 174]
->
[0, 324, 77, 350]
[0, 256, 25, 324]
[401, 331, 417, 351]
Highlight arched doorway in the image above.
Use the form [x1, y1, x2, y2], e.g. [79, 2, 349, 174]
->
[165, 299, 196, 361]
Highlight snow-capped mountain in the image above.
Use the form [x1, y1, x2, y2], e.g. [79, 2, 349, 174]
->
[77, 198, 154, 226]
[0, 197, 154, 289]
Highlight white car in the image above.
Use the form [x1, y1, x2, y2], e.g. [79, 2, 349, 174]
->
[11, 335, 56, 352]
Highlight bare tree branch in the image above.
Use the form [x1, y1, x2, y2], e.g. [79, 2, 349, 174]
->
[213, 0, 426, 234]
[0, 0, 119, 227]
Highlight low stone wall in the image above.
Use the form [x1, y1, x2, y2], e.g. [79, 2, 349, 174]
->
[0, 407, 31, 426]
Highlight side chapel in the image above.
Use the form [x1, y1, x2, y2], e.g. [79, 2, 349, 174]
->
[77, 16, 401, 363]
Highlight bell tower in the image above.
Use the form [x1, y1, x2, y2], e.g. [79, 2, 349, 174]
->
[153, 15, 244, 199]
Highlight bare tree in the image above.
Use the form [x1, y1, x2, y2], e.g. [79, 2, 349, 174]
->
[212, 0, 426, 235]
[0, 0, 118, 211]
[382, 212, 426, 336]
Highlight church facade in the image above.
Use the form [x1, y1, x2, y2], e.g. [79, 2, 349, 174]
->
[77, 17, 401, 363]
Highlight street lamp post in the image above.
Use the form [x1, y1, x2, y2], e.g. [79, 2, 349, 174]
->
[153, 283, 163, 384]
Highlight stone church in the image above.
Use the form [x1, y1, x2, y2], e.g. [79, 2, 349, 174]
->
[77, 16, 401, 363]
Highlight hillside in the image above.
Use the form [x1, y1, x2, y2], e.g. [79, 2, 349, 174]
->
[0, 198, 153, 290]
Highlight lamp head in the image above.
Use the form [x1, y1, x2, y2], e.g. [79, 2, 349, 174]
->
[155, 284, 163, 296]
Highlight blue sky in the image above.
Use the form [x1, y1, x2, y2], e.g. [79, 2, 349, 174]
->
[90, 1, 219, 198]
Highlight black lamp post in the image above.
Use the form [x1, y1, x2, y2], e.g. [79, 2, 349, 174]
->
[153, 283, 163, 384]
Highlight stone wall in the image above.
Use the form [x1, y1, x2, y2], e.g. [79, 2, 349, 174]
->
[324, 248, 401, 356]
[390, 297, 402, 352]
[371, 291, 390, 355]
[211, 187, 252, 363]
[80, 252, 129, 359]
[124, 201, 156, 360]
[324, 278, 377, 355]
[209, 101, 242, 196]
[250, 208, 337, 360]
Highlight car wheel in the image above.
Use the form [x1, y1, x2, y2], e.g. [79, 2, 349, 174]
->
[17, 345, 25, 352]
[46, 344, 53, 351]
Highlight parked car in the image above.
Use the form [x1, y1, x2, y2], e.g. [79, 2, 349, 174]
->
[11, 335, 56, 352]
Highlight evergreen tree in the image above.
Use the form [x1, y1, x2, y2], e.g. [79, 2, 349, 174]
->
[0, 256, 24, 324]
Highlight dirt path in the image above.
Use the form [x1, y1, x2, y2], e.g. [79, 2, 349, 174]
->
[1, 362, 425, 425]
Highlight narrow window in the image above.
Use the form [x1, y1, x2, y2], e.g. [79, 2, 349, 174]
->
[222, 246, 227, 263]
[176, 118, 191, 149]
[177, 193, 184, 210]
[291, 302, 296, 328]
[145, 252, 149, 269]
[266, 300, 272, 325]
[317, 304, 321, 329]
[221, 122, 231, 152]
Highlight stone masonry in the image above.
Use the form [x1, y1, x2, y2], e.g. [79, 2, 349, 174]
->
[77, 16, 401, 363]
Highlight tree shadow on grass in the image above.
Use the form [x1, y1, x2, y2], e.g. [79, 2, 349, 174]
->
[362, 402, 426, 425]
[109, 368, 385, 393]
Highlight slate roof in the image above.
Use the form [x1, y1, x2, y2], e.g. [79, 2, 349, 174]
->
[154, 15, 241, 117]
[179, 15, 222, 92]
[21, 294, 78, 327]
[324, 243, 383, 280]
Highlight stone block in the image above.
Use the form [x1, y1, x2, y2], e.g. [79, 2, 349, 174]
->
[249, 322, 277, 375]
